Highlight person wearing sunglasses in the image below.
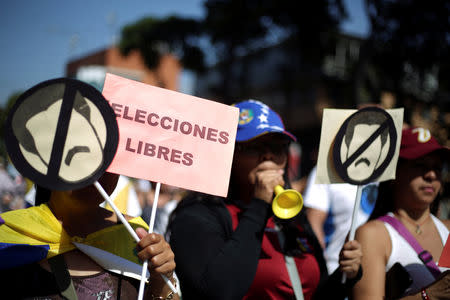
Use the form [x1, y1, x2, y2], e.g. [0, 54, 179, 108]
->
[168, 99, 362, 300]
[352, 127, 450, 299]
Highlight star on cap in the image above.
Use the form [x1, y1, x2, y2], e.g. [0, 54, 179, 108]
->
[258, 114, 268, 123]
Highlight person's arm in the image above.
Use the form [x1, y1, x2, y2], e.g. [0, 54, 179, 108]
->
[352, 220, 390, 299]
[169, 199, 271, 300]
[303, 167, 330, 249]
[307, 208, 328, 249]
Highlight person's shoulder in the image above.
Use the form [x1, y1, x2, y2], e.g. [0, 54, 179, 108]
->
[171, 192, 226, 218]
[356, 219, 388, 239]
[168, 193, 231, 235]
[356, 219, 391, 258]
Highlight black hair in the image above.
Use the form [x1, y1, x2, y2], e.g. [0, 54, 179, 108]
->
[344, 110, 389, 148]
[368, 159, 442, 220]
[35, 185, 52, 206]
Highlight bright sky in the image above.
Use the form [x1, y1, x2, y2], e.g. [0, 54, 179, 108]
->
[0, 0, 368, 107]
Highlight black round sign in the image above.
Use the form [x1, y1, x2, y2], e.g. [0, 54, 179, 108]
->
[5, 78, 119, 190]
[332, 106, 397, 185]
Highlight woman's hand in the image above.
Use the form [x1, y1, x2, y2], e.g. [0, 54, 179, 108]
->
[250, 161, 285, 204]
[339, 240, 362, 279]
[135, 227, 177, 294]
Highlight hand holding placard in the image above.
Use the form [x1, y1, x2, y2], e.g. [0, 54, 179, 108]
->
[4, 78, 178, 298]
[315, 106, 404, 283]
[102, 73, 239, 299]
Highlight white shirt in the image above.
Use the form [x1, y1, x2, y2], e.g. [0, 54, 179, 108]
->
[383, 212, 449, 295]
[303, 166, 378, 273]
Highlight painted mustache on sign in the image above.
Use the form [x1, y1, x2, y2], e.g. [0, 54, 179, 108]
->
[355, 157, 370, 167]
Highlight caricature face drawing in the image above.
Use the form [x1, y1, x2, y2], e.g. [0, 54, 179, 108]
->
[60, 98, 106, 181]
[341, 123, 385, 182]
[10, 82, 110, 185]
[24, 98, 106, 182]
[334, 109, 392, 184]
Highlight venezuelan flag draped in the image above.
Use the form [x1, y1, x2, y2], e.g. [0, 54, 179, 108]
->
[0, 204, 149, 279]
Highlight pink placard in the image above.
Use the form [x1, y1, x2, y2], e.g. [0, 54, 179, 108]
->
[103, 73, 239, 197]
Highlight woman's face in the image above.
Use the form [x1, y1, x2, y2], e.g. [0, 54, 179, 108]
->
[395, 153, 443, 208]
[232, 133, 289, 188]
[70, 172, 119, 206]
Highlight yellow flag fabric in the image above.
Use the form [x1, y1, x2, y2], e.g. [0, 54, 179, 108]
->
[0, 204, 149, 270]
[105, 181, 131, 214]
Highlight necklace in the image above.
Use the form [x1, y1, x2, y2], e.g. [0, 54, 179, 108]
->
[396, 214, 431, 235]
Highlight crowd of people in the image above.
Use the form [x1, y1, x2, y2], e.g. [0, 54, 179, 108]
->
[0, 96, 449, 299]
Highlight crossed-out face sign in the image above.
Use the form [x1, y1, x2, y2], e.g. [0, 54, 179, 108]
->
[5, 78, 119, 191]
[332, 107, 397, 185]
[315, 106, 403, 185]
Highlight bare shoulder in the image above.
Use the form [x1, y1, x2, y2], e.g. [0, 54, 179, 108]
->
[356, 220, 390, 248]
[356, 219, 388, 236]
[356, 219, 391, 263]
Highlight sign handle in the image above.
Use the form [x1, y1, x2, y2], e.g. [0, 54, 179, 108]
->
[94, 181, 140, 241]
[138, 182, 177, 300]
[341, 184, 363, 284]
[93, 181, 177, 296]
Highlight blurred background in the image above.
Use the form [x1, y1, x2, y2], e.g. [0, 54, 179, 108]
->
[1, 0, 449, 215]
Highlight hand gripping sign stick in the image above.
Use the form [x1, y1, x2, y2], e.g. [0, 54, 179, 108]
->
[329, 107, 400, 284]
[94, 181, 177, 298]
[5, 78, 178, 299]
[101, 73, 240, 297]
[137, 182, 169, 300]
[341, 185, 363, 283]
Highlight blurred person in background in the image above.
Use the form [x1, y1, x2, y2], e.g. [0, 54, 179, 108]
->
[0, 157, 26, 212]
[135, 179, 152, 210]
[303, 166, 378, 274]
[141, 183, 183, 235]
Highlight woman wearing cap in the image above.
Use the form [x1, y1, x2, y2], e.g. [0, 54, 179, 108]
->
[352, 127, 450, 299]
[168, 100, 362, 300]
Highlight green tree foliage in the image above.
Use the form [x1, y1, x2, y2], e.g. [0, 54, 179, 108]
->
[202, 0, 347, 102]
[356, 0, 450, 103]
[119, 16, 205, 73]
[202, 0, 273, 101]
[203, 0, 270, 59]
[262, 0, 347, 64]
[0, 92, 22, 158]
